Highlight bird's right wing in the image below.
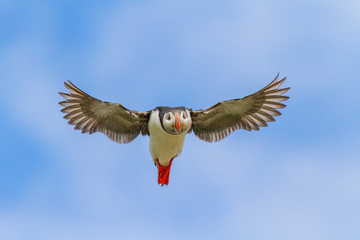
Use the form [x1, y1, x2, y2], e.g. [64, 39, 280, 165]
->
[59, 81, 150, 144]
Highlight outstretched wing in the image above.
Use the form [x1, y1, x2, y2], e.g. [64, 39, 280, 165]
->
[190, 73, 290, 143]
[59, 81, 150, 144]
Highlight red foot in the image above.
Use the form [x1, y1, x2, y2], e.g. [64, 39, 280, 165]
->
[156, 158, 174, 186]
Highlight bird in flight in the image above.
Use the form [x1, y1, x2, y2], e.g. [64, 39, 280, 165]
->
[59, 73, 290, 186]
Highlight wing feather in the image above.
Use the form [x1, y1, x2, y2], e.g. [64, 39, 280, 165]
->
[59, 81, 150, 144]
[190, 73, 290, 142]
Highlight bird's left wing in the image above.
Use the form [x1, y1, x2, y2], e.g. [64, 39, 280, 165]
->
[59, 81, 150, 144]
[190, 74, 290, 143]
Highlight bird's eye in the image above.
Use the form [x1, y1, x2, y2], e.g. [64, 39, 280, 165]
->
[166, 114, 171, 121]
[182, 112, 187, 119]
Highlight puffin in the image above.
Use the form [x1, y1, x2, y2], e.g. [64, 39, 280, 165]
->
[59, 73, 290, 186]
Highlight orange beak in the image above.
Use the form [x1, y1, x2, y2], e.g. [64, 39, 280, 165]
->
[176, 115, 181, 132]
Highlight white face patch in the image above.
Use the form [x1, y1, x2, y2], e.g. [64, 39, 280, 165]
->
[162, 111, 176, 134]
[162, 110, 192, 135]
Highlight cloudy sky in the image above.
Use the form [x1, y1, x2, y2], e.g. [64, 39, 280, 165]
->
[1, 1, 359, 239]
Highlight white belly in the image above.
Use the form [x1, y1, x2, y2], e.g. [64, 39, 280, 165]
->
[148, 110, 188, 166]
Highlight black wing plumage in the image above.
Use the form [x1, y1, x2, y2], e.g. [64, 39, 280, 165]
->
[59, 81, 150, 144]
[190, 74, 290, 142]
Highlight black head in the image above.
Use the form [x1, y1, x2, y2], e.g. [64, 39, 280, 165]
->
[157, 106, 192, 135]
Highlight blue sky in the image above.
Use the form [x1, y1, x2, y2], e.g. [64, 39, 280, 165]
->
[1, 1, 359, 239]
